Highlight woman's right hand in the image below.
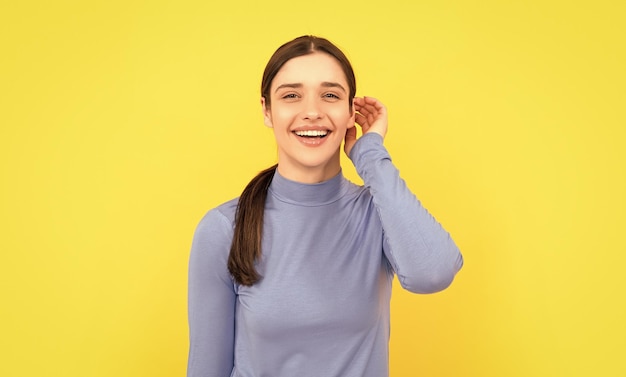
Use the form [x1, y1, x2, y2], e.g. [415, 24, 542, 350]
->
[344, 96, 388, 156]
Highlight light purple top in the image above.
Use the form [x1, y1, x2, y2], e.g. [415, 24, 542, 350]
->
[188, 133, 463, 377]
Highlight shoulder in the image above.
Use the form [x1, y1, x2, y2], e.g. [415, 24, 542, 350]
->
[192, 198, 239, 252]
[342, 177, 373, 203]
[189, 199, 240, 290]
[204, 197, 238, 227]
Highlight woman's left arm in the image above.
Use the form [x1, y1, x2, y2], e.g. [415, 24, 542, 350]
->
[347, 97, 463, 294]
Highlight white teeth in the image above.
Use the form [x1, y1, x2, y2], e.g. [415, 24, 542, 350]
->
[294, 130, 329, 137]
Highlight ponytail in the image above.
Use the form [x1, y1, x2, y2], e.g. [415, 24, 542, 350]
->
[228, 164, 277, 286]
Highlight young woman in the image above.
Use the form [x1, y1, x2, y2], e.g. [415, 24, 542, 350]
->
[188, 35, 463, 377]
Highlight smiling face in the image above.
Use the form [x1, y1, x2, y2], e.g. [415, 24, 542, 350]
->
[262, 52, 355, 183]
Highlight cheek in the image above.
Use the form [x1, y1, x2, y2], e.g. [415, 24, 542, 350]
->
[271, 106, 299, 124]
[327, 107, 353, 126]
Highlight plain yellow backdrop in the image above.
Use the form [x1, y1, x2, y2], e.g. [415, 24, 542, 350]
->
[1, 0, 624, 376]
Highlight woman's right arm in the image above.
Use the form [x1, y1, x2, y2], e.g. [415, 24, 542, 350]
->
[187, 209, 236, 377]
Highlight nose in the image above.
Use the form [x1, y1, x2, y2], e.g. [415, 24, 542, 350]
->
[302, 97, 322, 120]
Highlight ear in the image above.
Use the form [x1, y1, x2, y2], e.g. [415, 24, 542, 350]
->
[261, 97, 273, 128]
[348, 98, 356, 129]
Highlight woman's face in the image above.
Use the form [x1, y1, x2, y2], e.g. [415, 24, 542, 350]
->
[262, 52, 355, 183]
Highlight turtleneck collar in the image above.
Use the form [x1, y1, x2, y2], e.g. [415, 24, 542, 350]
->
[269, 169, 349, 206]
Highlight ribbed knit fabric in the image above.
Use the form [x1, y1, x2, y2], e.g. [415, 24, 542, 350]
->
[188, 133, 463, 377]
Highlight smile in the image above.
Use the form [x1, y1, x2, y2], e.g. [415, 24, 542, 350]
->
[293, 130, 329, 138]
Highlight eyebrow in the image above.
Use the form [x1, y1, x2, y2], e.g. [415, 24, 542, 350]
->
[274, 82, 347, 93]
[274, 83, 302, 93]
[321, 82, 347, 93]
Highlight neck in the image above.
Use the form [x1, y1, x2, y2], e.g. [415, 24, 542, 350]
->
[269, 168, 346, 206]
[276, 154, 341, 184]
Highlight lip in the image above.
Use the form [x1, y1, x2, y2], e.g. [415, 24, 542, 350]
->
[294, 135, 329, 146]
[291, 125, 331, 132]
[290, 124, 332, 147]
[291, 129, 331, 147]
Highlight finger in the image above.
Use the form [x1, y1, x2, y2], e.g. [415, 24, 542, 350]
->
[358, 102, 379, 117]
[363, 96, 384, 109]
[358, 106, 377, 122]
[362, 97, 387, 116]
[354, 113, 368, 127]
[353, 97, 362, 109]
[363, 107, 379, 120]
[356, 97, 387, 124]
[367, 112, 377, 125]
[354, 114, 371, 133]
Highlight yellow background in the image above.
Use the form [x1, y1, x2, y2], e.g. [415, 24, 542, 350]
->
[1, 0, 624, 376]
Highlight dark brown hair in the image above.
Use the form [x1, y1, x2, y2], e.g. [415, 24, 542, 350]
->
[228, 35, 357, 286]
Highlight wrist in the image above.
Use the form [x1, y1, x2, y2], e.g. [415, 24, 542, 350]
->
[348, 132, 384, 161]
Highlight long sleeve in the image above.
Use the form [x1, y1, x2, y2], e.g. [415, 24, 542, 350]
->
[187, 208, 236, 377]
[349, 133, 463, 294]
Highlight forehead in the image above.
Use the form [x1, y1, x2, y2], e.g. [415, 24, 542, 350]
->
[271, 52, 347, 89]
